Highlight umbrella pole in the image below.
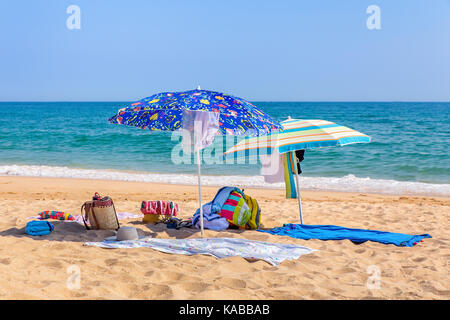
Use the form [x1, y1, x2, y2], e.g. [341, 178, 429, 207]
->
[292, 152, 303, 224]
[196, 149, 205, 236]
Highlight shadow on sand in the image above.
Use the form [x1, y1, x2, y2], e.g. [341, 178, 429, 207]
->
[0, 218, 258, 243]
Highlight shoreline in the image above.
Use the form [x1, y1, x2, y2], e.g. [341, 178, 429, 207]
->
[1, 175, 449, 202]
[1, 164, 449, 198]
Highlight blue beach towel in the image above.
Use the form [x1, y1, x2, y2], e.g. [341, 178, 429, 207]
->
[25, 220, 54, 236]
[258, 224, 432, 247]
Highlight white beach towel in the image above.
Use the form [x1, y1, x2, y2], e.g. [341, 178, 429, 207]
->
[83, 237, 316, 266]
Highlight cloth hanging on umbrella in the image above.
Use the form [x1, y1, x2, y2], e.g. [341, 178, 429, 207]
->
[283, 150, 305, 198]
[181, 110, 220, 153]
[295, 150, 305, 174]
[260, 148, 284, 183]
[260, 149, 305, 192]
[283, 153, 298, 198]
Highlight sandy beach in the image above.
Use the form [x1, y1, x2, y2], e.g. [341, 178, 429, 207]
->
[0, 176, 448, 300]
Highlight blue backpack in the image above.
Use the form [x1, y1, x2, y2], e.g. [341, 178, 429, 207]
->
[25, 221, 54, 236]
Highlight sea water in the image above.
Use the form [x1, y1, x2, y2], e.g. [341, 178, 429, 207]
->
[0, 102, 449, 196]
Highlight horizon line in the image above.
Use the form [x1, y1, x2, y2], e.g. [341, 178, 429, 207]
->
[1, 100, 450, 103]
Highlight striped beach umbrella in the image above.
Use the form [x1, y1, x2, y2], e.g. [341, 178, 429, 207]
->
[225, 117, 371, 224]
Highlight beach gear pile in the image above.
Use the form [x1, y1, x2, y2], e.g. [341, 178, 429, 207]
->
[23, 183, 432, 270]
[192, 186, 261, 231]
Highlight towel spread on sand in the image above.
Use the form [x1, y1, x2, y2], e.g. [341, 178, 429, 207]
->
[29, 212, 142, 224]
[259, 224, 432, 247]
[83, 237, 316, 266]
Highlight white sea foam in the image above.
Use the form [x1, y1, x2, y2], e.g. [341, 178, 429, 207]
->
[0, 164, 449, 197]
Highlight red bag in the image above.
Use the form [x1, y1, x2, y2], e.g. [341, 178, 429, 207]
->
[140, 201, 179, 216]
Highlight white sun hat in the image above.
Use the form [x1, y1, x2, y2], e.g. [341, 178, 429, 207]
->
[104, 226, 146, 241]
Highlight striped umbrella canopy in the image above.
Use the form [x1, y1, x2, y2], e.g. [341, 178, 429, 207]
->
[225, 118, 371, 156]
[225, 118, 371, 224]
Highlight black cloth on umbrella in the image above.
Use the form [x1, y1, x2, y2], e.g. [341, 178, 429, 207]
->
[295, 150, 305, 174]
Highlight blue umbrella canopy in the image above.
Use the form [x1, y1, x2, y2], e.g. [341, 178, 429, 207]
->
[108, 88, 282, 136]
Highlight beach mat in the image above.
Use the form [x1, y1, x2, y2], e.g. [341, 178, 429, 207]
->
[84, 237, 316, 266]
[258, 224, 432, 247]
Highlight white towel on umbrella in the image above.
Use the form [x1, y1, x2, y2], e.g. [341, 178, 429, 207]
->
[260, 148, 284, 183]
[182, 110, 220, 153]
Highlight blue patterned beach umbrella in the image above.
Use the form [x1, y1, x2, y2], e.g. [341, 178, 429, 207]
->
[108, 87, 281, 235]
[108, 88, 281, 137]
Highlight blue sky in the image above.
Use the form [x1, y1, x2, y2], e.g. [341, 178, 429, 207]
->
[0, 0, 449, 101]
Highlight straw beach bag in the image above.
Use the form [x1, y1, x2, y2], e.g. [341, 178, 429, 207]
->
[81, 193, 120, 230]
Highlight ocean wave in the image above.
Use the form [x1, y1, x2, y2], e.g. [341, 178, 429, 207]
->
[0, 165, 449, 197]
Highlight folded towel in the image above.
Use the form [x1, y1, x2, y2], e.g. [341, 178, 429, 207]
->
[258, 224, 432, 247]
[25, 221, 54, 236]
